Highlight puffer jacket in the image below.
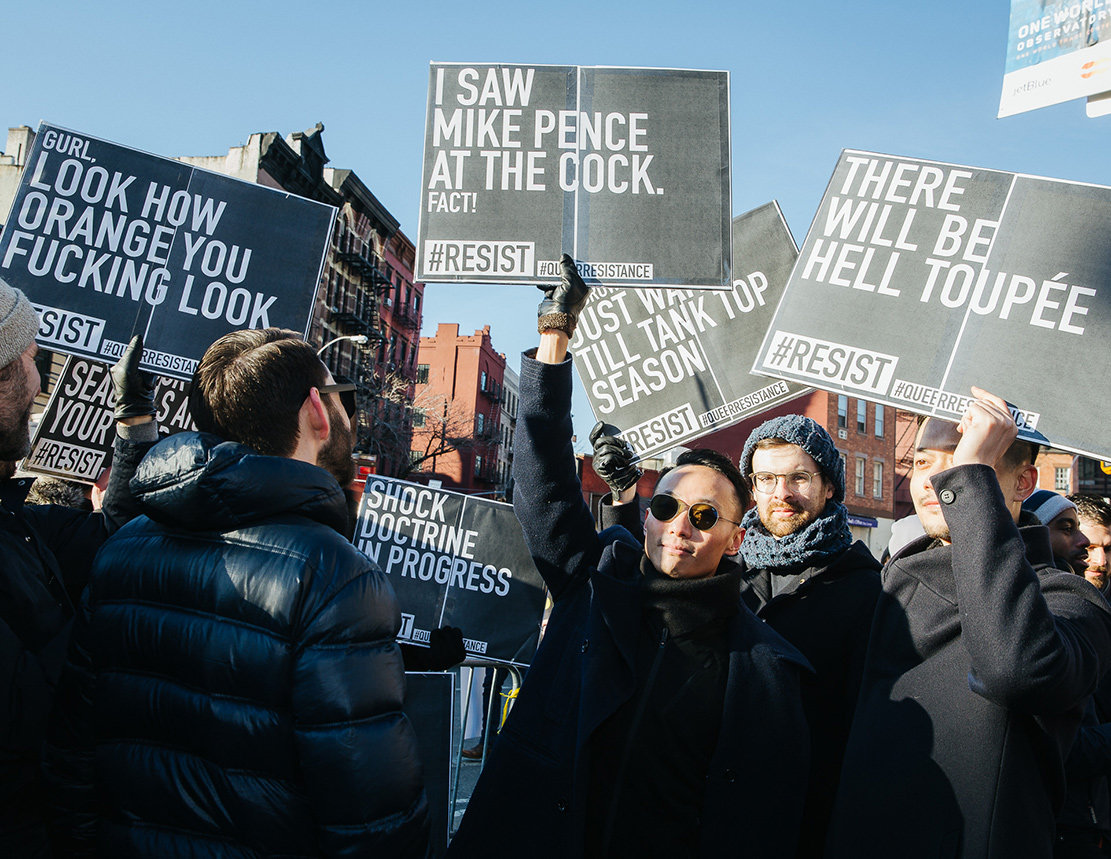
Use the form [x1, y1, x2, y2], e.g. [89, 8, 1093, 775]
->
[0, 429, 153, 858]
[43, 432, 429, 858]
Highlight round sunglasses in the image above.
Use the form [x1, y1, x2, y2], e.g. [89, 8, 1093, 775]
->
[648, 493, 740, 531]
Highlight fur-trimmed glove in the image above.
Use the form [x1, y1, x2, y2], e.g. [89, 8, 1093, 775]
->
[537, 254, 591, 336]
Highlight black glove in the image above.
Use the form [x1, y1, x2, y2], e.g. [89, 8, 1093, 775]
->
[537, 254, 591, 336]
[401, 626, 467, 671]
[590, 421, 642, 495]
[110, 335, 156, 421]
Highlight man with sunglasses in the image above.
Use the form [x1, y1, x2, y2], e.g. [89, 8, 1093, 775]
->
[449, 258, 812, 859]
[45, 328, 429, 857]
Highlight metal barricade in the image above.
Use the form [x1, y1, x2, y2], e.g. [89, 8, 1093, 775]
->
[449, 659, 523, 837]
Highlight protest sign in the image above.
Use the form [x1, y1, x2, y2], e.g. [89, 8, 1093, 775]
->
[24, 355, 195, 483]
[355, 476, 545, 666]
[403, 672, 455, 856]
[999, 0, 1111, 116]
[754, 149, 1111, 460]
[417, 63, 731, 289]
[0, 123, 334, 379]
[568, 202, 808, 459]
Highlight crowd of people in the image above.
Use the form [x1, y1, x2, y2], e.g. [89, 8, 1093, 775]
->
[2, 256, 1111, 859]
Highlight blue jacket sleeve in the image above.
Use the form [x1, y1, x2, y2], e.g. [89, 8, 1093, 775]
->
[511, 352, 602, 602]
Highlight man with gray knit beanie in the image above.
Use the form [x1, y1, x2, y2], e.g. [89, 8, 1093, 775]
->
[0, 277, 159, 857]
[737, 414, 881, 859]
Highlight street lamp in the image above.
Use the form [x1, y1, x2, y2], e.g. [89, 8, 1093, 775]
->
[317, 334, 369, 355]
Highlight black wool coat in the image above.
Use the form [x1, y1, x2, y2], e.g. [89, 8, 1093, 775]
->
[449, 354, 812, 859]
[599, 500, 882, 858]
[826, 464, 1111, 859]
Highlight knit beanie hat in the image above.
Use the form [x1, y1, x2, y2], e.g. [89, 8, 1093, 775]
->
[740, 414, 845, 503]
[0, 278, 39, 368]
[1021, 489, 1076, 526]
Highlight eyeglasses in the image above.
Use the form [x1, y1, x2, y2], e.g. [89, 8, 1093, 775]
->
[648, 494, 740, 531]
[749, 471, 821, 495]
[318, 381, 357, 420]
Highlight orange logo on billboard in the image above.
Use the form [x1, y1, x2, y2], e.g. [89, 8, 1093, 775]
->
[1081, 59, 1110, 79]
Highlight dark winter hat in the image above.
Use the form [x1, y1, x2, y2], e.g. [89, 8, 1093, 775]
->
[1022, 489, 1076, 526]
[0, 277, 38, 369]
[740, 414, 845, 502]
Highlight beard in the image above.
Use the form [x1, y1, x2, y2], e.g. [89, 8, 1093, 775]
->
[318, 398, 356, 487]
[759, 499, 821, 537]
[0, 394, 32, 462]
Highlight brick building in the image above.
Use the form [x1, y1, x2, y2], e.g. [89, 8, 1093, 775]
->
[411, 323, 510, 496]
[176, 124, 425, 476]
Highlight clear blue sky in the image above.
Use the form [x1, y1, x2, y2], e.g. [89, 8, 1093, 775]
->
[5, 0, 1106, 449]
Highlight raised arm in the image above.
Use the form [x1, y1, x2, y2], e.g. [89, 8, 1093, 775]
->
[938, 388, 1111, 711]
[512, 256, 601, 600]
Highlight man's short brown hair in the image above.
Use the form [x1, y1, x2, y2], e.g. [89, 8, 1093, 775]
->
[189, 328, 327, 457]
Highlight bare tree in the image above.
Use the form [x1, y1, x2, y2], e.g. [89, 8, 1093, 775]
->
[360, 371, 474, 480]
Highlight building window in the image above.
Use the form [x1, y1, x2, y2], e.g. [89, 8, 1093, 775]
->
[474, 454, 483, 477]
[839, 451, 847, 475]
[855, 456, 866, 496]
[416, 364, 429, 384]
[412, 408, 426, 428]
[837, 395, 848, 428]
[873, 461, 884, 498]
[1055, 467, 1070, 491]
[410, 451, 424, 472]
[476, 412, 485, 434]
[480, 369, 488, 392]
[856, 400, 866, 433]
[875, 404, 885, 438]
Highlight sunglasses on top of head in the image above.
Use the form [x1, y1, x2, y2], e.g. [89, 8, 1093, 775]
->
[648, 493, 740, 532]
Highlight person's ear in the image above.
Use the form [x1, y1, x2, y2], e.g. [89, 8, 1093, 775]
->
[727, 526, 745, 555]
[302, 387, 331, 442]
[1014, 463, 1039, 504]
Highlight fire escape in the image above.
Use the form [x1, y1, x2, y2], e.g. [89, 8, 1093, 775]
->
[329, 241, 393, 452]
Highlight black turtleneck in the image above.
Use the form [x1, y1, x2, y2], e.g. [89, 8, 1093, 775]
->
[584, 556, 742, 859]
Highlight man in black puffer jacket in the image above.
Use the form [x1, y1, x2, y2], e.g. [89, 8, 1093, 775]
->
[0, 277, 158, 858]
[44, 328, 429, 858]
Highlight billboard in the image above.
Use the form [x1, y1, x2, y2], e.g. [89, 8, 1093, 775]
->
[1000, 0, 1111, 116]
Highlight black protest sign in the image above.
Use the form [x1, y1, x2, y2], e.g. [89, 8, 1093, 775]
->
[568, 202, 809, 459]
[24, 355, 195, 483]
[355, 477, 545, 666]
[754, 150, 1111, 460]
[0, 124, 334, 379]
[403, 672, 455, 856]
[417, 63, 730, 289]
